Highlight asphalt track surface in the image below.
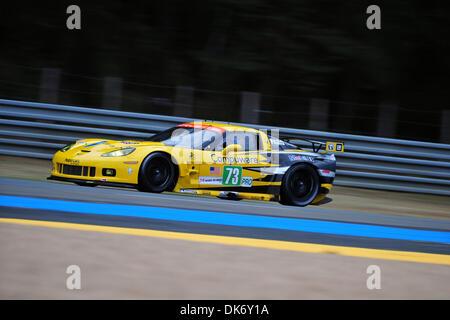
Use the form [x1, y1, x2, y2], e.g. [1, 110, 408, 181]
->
[1, 177, 449, 258]
[2, 177, 450, 299]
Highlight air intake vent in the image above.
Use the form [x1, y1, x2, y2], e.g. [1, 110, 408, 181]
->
[57, 163, 96, 177]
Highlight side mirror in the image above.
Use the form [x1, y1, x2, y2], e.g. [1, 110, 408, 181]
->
[223, 144, 242, 155]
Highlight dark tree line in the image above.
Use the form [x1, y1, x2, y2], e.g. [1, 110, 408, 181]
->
[1, 0, 449, 141]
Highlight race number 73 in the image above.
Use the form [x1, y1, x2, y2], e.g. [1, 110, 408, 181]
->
[223, 166, 242, 186]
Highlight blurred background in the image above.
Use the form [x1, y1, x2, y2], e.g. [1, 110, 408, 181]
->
[0, 0, 449, 142]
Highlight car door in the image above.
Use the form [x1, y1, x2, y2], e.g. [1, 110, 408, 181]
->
[199, 130, 272, 191]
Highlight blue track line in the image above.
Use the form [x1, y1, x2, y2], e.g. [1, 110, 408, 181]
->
[1, 195, 449, 244]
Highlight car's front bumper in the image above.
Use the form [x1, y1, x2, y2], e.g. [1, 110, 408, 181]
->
[47, 175, 137, 188]
[50, 151, 141, 184]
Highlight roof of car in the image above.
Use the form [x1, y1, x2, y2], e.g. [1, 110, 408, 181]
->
[181, 121, 260, 133]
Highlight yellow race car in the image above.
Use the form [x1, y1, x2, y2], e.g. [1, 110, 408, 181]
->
[48, 121, 341, 206]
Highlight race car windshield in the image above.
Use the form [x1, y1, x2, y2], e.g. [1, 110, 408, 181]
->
[148, 127, 223, 150]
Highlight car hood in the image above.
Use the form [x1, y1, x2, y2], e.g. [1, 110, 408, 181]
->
[61, 139, 164, 155]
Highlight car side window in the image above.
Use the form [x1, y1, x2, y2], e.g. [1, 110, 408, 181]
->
[203, 132, 225, 151]
[224, 131, 261, 151]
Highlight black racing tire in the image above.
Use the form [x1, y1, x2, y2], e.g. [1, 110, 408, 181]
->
[279, 163, 320, 207]
[138, 152, 178, 193]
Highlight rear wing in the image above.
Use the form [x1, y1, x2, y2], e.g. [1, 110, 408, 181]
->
[280, 136, 344, 153]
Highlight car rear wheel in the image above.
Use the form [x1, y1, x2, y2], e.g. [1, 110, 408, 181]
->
[138, 152, 178, 193]
[280, 164, 319, 206]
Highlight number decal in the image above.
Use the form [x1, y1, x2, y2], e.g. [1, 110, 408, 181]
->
[222, 166, 242, 186]
[325, 141, 344, 153]
[224, 167, 232, 184]
[327, 143, 335, 151]
[231, 167, 240, 184]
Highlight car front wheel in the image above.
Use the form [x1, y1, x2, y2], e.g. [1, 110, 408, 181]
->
[138, 152, 178, 193]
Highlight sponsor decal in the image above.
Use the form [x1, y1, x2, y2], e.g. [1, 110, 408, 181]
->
[288, 154, 314, 162]
[84, 141, 107, 148]
[211, 154, 259, 164]
[241, 176, 253, 187]
[199, 176, 223, 185]
[198, 174, 252, 187]
[65, 158, 80, 164]
[179, 189, 198, 194]
[127, 168, 133, 176]
[120, 141, 137, 145]
[209, 166, 221, 175]
[101, 178, 107, 181]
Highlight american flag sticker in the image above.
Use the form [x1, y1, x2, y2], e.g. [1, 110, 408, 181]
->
[209, 166, 221, 175]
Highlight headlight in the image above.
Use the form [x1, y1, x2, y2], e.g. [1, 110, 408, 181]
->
[60, 143, 75, 152]
[101, 147, 136, 157]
